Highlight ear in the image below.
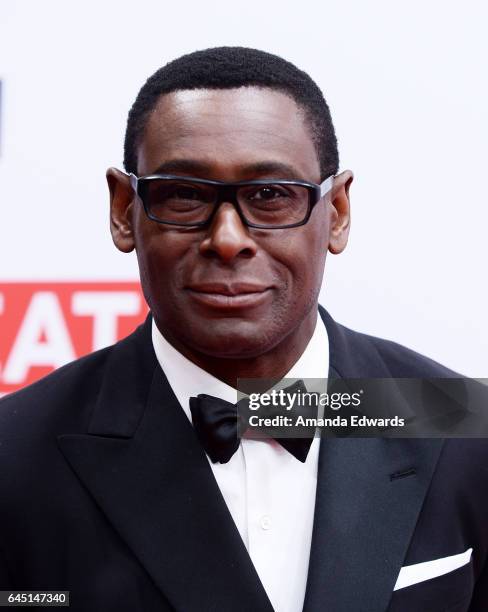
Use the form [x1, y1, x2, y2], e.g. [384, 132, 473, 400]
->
[106, 167, 136, 253]
[328, 169, 353, 255]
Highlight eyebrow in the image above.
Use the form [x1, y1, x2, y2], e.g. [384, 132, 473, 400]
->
[148, 159, 308, 181]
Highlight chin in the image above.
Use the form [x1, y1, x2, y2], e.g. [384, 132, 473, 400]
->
[188, 322, 281, 360]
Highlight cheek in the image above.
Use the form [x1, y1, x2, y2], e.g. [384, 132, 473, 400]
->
[304, 211, 330, 285]
[135, 230, 192, 311]
[270, 221, 328, 297]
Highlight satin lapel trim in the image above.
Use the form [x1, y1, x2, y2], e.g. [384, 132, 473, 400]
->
[57, 366, 274, 612]
[305, 307, 445, 612]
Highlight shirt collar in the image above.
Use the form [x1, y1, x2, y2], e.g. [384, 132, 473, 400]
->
[152, 311, 329, 422]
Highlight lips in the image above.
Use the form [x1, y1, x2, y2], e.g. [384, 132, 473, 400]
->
[186, 282, 272, 310]
[187, 282, 270, 296]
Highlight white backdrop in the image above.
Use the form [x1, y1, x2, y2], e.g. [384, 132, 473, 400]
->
[0, 0, 486, 377]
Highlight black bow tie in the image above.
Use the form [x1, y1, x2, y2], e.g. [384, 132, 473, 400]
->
[189, 383, 315, 464]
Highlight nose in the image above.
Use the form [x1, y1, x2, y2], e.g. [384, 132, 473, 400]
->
[199, 202, 258, 262]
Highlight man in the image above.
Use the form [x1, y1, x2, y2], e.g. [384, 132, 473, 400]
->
[0, 47, 486, 611]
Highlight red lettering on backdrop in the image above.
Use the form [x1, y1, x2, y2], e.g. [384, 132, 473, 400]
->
[0, 283, 148, 396]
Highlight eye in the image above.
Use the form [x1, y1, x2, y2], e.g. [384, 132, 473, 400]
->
[171, 185, 204, 200]
[247, 186, 290, 201]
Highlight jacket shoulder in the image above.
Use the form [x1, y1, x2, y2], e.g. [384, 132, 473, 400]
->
[0, 343, 114, 434]
[318, 301, 461, 378]
[342, 323, 460, 377]
[0, 317, 152, 439]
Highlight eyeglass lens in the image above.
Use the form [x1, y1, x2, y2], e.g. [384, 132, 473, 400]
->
[142, 179, 311, 226]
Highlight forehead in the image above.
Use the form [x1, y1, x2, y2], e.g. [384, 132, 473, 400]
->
[137, 87, 321, 181]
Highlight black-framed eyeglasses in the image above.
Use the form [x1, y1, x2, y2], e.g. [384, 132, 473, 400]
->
[128, 173, 334, 229]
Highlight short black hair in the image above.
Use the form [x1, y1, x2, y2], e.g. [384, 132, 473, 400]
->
[124, 46, 339, 180]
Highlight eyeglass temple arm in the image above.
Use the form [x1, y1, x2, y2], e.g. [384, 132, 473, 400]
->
[320, 176, 334, 198]
[129, 173, 138, 191]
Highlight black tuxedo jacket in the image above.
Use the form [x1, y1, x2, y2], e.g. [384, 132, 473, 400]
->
[0, 306, 487, 611]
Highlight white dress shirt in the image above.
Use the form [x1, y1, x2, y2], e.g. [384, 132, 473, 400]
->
[151, 313, 329, 612]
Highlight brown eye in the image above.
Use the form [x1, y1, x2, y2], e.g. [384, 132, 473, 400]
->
[249, 186, 289, 201]
[173, 186, 202, 200]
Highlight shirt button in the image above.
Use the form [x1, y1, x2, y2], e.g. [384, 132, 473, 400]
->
[260, 515, 271, 530]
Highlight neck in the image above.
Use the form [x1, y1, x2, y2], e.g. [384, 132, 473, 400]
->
[156, 310, 318, 388]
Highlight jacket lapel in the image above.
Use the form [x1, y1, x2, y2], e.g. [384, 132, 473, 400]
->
[302, 308, 444, 612]
[57, 317, 273, 612]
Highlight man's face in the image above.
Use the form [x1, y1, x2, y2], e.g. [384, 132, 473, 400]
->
[109, 87, 351, 360]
